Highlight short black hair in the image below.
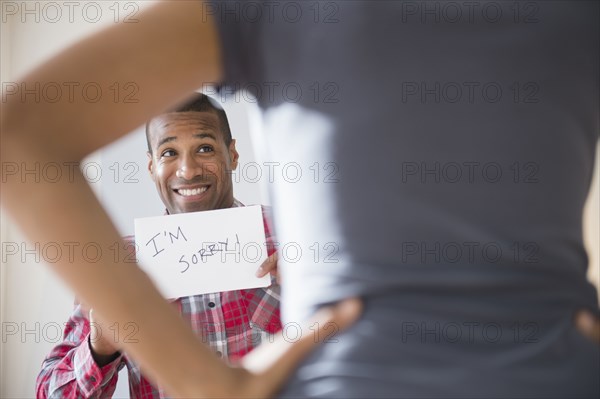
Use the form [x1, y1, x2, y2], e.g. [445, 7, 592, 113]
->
[146, 93, 232, 153]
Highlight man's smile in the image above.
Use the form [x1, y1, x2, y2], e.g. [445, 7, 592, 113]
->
[174, 185, 210, 198]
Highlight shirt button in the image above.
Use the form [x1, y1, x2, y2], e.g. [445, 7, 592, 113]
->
[208, 302, 216, 308]
[90, 376, 96, 383]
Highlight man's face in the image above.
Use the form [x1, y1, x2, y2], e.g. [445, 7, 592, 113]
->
[147, 111, 238, 214]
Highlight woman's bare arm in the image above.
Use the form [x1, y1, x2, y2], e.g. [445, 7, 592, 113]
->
[0, 1, 361, 396]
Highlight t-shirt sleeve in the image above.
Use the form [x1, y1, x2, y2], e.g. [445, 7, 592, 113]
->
[207, 1, 265, 91]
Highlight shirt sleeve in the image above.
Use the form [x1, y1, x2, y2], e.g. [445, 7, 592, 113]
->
[245, 284, 282, 334]
[207, 0, 264, 91]
[35, 303, 124, 399]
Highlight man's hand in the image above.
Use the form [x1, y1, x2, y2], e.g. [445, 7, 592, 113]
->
[89, 308, 121, 367]
[256, 252, 280, 284]
[575, 309, 600, 344]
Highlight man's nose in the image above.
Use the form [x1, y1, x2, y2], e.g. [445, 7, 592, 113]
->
[175, 154, 202, 180]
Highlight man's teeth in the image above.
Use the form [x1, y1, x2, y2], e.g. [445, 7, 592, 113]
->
[178, 187, 207, 197]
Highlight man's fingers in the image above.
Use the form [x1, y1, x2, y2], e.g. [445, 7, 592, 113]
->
[256, 252, 278, 277]
[274, 271, 281, 285]
[241, 298, 362, 397]
[575, 310, 600, 344]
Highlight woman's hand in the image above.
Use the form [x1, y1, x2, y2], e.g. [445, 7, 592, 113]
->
[575, 309, 600, 344]
[237, 298, 362, 398]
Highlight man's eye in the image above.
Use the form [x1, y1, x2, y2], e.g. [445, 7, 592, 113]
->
[198, 146, 214, 153]
[161, 149, 176, 157]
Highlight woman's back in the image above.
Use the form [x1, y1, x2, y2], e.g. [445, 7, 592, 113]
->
[212, 1, 600, 396]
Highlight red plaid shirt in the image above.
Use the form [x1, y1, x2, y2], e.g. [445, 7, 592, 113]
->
[36, 201, 281, 399]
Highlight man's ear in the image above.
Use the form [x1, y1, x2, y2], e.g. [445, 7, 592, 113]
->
[147, 151, 155, 180]
[229, 139, 239, 170]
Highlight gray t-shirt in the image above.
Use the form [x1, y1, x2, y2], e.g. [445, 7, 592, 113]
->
[211, 1, 599, 396]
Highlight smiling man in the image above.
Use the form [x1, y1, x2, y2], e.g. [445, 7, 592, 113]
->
[35, 93, 282, 399]
[147, 95, 238, 214]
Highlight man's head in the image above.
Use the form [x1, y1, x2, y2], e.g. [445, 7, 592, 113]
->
[146, 93, 239, 214]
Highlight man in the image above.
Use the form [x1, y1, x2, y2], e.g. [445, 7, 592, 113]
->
[35, 93, 282, 398]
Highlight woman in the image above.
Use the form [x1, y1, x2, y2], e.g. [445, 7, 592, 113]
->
[2, 1, 598, 397]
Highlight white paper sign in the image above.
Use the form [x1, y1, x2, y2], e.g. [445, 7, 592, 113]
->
[134, 205, 270, 299]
